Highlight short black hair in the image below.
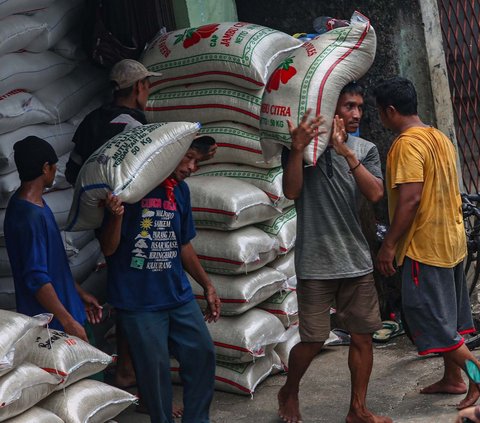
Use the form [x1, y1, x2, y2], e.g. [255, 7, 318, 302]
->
[340, 81, 364, 97]
[190, 135, 216, 155]
[373, 76, 418, 116]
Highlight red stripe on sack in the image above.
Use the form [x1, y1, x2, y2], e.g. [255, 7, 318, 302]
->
[265, 192, 280, 201]
[313, 23, 370, 164]
[145, 104, 260, 120]
[191, 207, 236, 216]
[262, 308, 288, 315]
[412, 260, 419, 286]
[217, 143, 263, 154]
[42, 367, 68, 377]
[418, 338, 464, 356]
[197, 255, 243, 265]
[149, 71, 264, 88]
[215, 376, 252, 394]
[460, 328, 477, 335]
[279, 246, 288, 252]
[213, 341, 251, 353]
[0, 89, 27, 100]
[194, 295, 247, 304]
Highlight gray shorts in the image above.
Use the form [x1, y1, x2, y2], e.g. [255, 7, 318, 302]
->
[401, 257, 474, 355]
[297, 274, 382, 343]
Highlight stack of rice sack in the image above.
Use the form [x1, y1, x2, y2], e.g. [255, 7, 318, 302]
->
[0, 310, 136, 422]
[0, 0, 111, 312]
[258, 11, 377, 368]
[141, 22, 304, 395]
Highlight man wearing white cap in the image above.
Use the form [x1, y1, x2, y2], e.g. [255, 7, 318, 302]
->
[65, 59, 162, 185]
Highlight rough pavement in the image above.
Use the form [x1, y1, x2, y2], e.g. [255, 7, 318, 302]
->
[114, 335, 472, 422]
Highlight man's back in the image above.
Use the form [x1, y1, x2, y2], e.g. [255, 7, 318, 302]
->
[65, 104, 147, 184]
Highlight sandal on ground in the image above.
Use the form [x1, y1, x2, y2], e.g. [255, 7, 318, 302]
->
[372, 320, 405, 343]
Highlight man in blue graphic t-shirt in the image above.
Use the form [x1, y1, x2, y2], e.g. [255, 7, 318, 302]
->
[98, 136, 220, 423]
[4, 136, 103, 342]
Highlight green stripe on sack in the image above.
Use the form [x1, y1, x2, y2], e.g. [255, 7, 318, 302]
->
[255, 207, 296, 235]
[150, 87, 262, 105]
[196, 166, 282, 182]
[199, 126, 259, 141]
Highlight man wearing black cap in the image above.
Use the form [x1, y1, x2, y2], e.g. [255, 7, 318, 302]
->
[4, 136, 102, 342]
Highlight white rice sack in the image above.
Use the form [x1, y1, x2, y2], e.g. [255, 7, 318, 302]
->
[35, 64, 108, 124]
[0, 0, 54, 20]
[2, 406, 63, 423]
[186, 176, 280, 230]
[142, 22, 302, 91]
[0, 90, 52, 136]
[80, 266, 107, 305]
[39, 379, 137, 423]
[0, 277, 15, 311]
[255, 206, 296, 254]
[189, 267, 286, 316]
[258, 289, 298, 328]
[27, 0, 84, 52]
[172, 351, 282, 396]
[198, 121, 280, 168]
[24, 327, 112, 386]
[146, 82, 262, 129]
[68, 239, 102, 284]
[267, 249, 296, 287]
[66, 121, 199, 231]
[62, 230, 95, 258]
[0, 362, 59, 421]
[193, 164, 289, 207]
[0, 172, 20, 209]
[0, 311, 51, 377]
[206, 308, 286, 362]
[0, 15, 47, 56]
[260, 12, 376, 165]
[274, 324, 300, 371]
[0, 248, 12, 277]
[67, 94, 108, 127]
[0, 123, 75, 175]
[53, 29, 87, 61]
[0, 51, 74, 97]
[191, 227, 278, 275]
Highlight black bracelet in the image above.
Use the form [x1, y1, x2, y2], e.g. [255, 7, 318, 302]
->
[349, 161, 361, 172]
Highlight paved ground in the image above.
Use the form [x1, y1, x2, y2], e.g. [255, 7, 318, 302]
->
[113, 335, 470, 423]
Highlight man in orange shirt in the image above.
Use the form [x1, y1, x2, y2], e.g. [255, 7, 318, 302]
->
[374, 76, 480, 409]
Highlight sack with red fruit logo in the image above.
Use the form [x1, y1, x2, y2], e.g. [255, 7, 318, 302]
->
[260, 11, 376, 165]
[141, 22, 301, 91]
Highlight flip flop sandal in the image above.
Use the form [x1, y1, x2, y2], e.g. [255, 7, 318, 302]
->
[325, 328, 351, 346]
[372, 320, 405, 343]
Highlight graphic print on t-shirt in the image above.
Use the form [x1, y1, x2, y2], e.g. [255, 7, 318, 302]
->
[130, 197, 178, 271]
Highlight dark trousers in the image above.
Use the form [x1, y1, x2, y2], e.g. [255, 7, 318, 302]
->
[117, 300, 215, 423]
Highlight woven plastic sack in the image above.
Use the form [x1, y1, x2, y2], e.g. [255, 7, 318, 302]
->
[0, 277, 15, 311]
[0, 123, 75, 175]
[255, 206, 297, 254]
[62, 230, 95, 258]
[66, 121, 199, 231]
[53, 30, 87, 61]
[192, 164, 290, 208]
[68, 239, 102, 284]
[0, 362, 59, 421]
[260, 11, 376, 165]
[0, 90, 51, 136]
[142, 22, 302, 91]
[258, 289, 298, 328]
[0, 51, 74, 97]
[198, 121, 280, 168]
[189, 268, 286, 316]
[267, 249, 296, 288]
[206, 308, 286, 362]
[2, 406, 63, 423]
[35, 64, 108, 124]
[27, 0, 84, 52]
[0, 0, 54, 20]
[0, 311, 52, 377]
[274, 324, 300, 371]
[39, 379, 137, 423]
[0, 15, 47, 56]
[172, 351, 282, 396]
[186, 176, 280, 230]
[191, 227, 278, 275]
[146, 82, 262, 129]
[24, 328, 112, 387]
[80, 266, 107, 305]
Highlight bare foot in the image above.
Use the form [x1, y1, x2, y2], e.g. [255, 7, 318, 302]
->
[172, 404, 183, 418]
[278, 386, 303, 423]
[346, 409, 393, 423]
[420, 379, 467, 395]
[457, 383, 480, 410]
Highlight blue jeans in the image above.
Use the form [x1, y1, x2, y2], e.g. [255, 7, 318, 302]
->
[117, 300, 215, 423]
